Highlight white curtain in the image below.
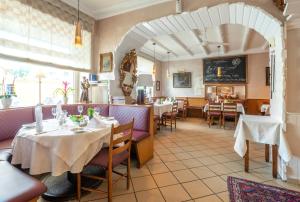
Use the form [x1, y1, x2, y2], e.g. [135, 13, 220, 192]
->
[0, 0, 92, 70]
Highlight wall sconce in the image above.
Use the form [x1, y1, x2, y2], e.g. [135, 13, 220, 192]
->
[217, 67, 222, 77]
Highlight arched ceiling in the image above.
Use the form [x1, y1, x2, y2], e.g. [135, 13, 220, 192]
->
[116, 2, 282, 62]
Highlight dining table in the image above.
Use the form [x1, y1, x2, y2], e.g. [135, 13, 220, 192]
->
[154, 102, 173, 118]
[234, 115, 291, 180]
[203, 103, 245, 114]
[11, 115, 119, 200]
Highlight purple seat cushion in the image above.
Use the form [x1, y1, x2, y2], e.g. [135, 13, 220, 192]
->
[0, 161, 47, 201]
[89, 148, 129, 168]
[132, 130, 149, 142]
[0, 148, 12, 162]
[209, 112, 221, 116]
[0, 107, 34, 141]
[109, 105, 149, 131]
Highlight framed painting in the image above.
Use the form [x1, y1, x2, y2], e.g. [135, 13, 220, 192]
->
[173, 72, 192, 88]
[156, 81, 160, 91]
[266, 66, 270, 86]
[100, 52, 113, 73]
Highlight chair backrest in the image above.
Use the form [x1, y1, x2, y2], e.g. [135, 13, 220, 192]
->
[172, 102, 178, 113]
[108, 119, 134, 165]
[183, 99, 188, 110]
[223, 103, 237, 112]
[208, 102, 221, 112]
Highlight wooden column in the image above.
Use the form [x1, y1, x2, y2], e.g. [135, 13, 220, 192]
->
[265, 144, 270, 162]
[244, 140, 249, 172]
[272, 145, 278, 178]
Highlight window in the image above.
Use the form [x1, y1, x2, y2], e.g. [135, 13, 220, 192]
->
[136, 56, 154, 98]
[0, 59, 75, 107]
[0, 0, 92, 70]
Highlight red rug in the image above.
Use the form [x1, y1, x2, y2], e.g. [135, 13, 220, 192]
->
[227, 176, 300, 202]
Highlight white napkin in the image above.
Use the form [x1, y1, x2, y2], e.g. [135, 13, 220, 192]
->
[87, 117, 106, 129]
[35, 105, 43, 133]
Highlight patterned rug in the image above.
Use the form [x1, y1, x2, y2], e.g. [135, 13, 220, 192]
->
[227, 176, 300, 202]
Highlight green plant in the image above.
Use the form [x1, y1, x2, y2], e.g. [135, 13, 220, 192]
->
[0, 94, 16, 99]
[55, 81, 74, 97]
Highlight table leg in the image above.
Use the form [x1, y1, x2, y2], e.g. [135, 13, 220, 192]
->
[244, 140, 249, 172]
[265, 144, 270, 162]
[272, 145, 278, 178]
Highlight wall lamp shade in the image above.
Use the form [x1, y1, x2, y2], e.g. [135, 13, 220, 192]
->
[137, 74, 153, 87]
[75, 21, 82, 47]
[217, 66, 222, 77]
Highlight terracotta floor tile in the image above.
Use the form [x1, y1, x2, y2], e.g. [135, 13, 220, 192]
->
[160, 184, 191, 202]
[173, 169, 198, 183]
[191, 166, 216, 179]
[182, 180, 213, 198]
[153, 172, 179, 187]
[135, 189, 165, 202]
[132, 176, 157, 191]
[202, 176, 228, 193]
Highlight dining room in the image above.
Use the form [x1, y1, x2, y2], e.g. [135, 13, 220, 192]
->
[1, 0, 300, 202]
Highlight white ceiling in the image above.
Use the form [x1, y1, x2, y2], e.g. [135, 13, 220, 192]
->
[61, 0, 172, 19]
[285, 0, 300, 30]
[140, 24, 268, 61]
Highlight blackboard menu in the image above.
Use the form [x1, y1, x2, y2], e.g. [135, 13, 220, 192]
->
[203, 56, 247, 83]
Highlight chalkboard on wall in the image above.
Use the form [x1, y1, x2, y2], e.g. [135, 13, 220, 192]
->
[203, 56, 247, 83]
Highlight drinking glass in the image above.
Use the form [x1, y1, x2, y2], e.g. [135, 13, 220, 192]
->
[78, 105, 83, 115]
[51, 107, 57, 119]
[94, 107, 101, 116]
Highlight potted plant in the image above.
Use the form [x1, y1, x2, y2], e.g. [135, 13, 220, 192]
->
[0, 76, 17, 109]
[54, 81, 74, 104]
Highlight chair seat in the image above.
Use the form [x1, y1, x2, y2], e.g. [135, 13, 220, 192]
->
[162, 112, 174, 117]
[0, 161, 47, 202]
[0, 148, 12, 162]
[89, 148, 129, 168]
[208, 112, 221, 116]
[223, 112, 237, 116]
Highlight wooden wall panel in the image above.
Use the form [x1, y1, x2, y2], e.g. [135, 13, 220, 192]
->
[245, 99, 270, 115]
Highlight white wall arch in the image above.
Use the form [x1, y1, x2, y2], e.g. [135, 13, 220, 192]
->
[109, 2, 285, 126]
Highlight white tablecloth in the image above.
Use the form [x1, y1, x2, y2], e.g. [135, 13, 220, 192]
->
[204, 103, 245, 114]
[11, 118, 118, 176]
[154, 103, 172, 117]
[234, 115, 291, 163]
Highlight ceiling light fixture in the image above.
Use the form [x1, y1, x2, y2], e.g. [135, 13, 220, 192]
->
[75, 0, 82, 48]
[217, 45, 222, 78]
[152, 43, 156, 76]
[167, 51, 171, 78]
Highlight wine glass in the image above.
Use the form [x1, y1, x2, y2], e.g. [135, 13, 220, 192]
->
[78, 105, 83, 115]
[94, 107, 101, 116]
[51, 107, 57, 119]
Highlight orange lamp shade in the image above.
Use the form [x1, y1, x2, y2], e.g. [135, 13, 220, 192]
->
[75, 21, 82, 47]
[217, 66, 222, 77]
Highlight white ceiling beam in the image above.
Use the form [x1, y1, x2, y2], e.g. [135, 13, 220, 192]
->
[192, 30, 209, 56]
[216, 26, 226, 54]
[151, 39, 178, 57]
[241, 27, 251, 52]
[170, 34, 194, 56]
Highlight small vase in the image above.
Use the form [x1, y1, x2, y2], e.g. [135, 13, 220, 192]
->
[63, 96, 68, 105]
[1, 97, 12, 109]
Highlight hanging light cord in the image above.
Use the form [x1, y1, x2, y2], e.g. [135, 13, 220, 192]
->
[77, 0, 80, 21]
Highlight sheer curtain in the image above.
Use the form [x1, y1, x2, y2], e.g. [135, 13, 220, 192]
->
[0, 0, 93, 70]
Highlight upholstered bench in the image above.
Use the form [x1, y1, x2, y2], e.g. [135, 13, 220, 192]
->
[0, 104, 153, 168]
[109, 105, 154, 168]
[0, 161, 47, 202]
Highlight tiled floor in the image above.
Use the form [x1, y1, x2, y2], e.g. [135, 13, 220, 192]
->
[46, 118, 300, 202]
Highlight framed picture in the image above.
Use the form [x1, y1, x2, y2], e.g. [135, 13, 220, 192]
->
[266, 66, 270, 86]
[100, 52, 113, 73]
[156, 81, 160, 91]
[173, 72, 192, 88]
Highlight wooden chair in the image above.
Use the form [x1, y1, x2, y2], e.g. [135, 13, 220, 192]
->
[222, 103, 238, 128]
[77, 120, 134, 202]
[207, 102, 222, 128]
[162, 102, 178, 131]
[178, 99, 188, 119]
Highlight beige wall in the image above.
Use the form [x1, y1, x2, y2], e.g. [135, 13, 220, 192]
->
[247, 53, 270, 99]
[92, 0, 283, 69]
[160, 53, 270, 99]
